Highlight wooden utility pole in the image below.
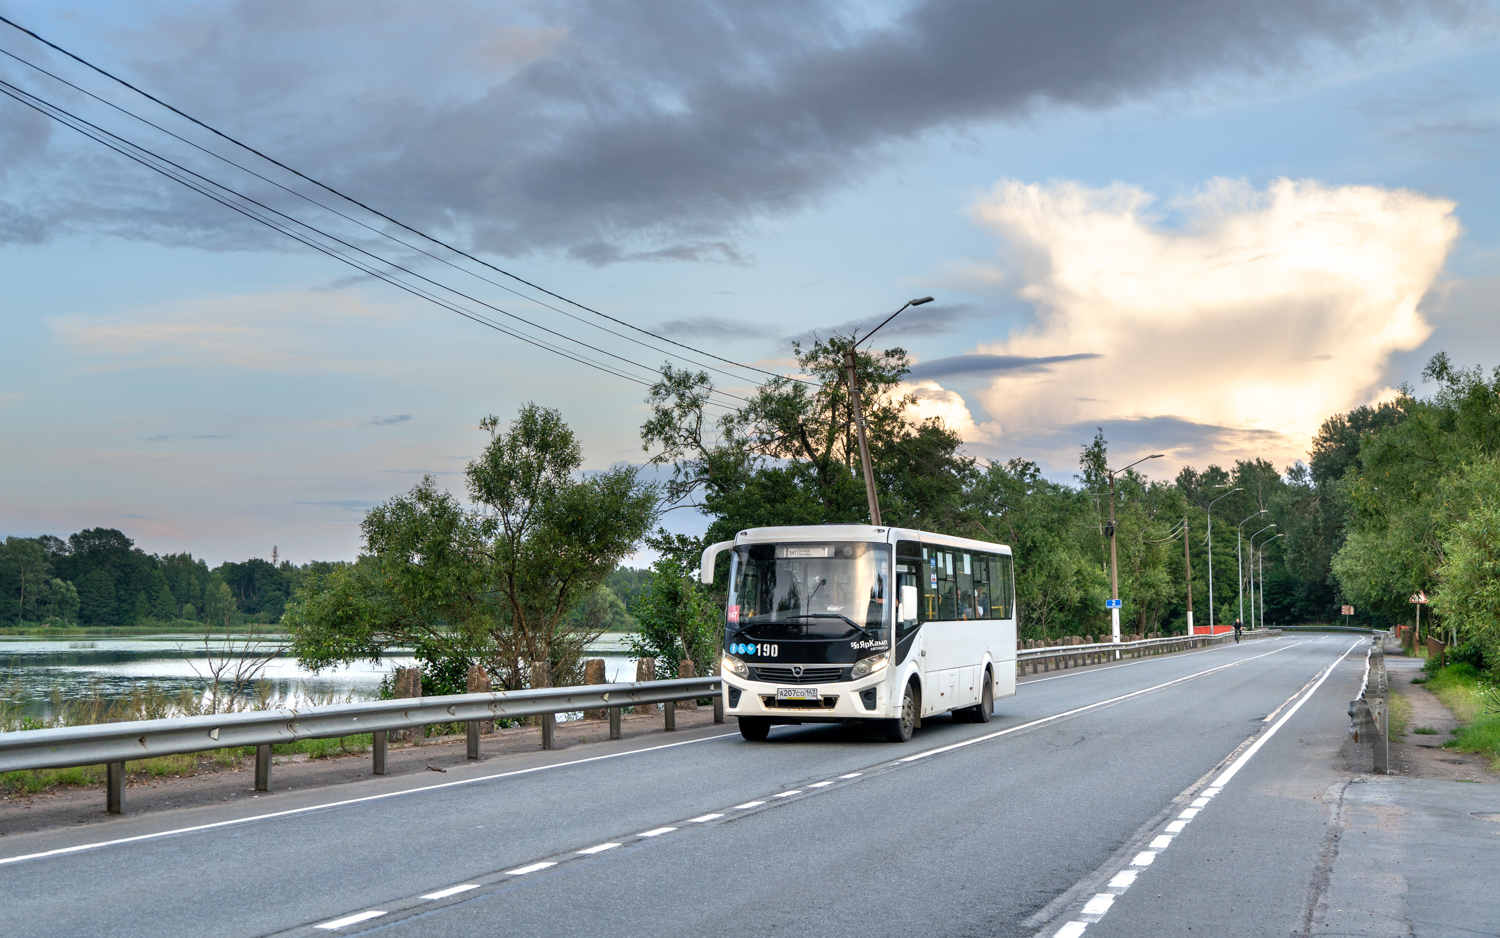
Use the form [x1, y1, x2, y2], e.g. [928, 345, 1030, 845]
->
[845, 346, 882, 526]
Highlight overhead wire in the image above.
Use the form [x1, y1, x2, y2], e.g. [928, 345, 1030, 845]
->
[0, 12, 815, 387]
[0, 43, 770, 394]
[0, 78, 728, 402]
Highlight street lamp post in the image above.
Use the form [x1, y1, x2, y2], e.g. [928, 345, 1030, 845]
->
[1257, 533, 1283, 627]
[846, 296, 934, 525]
[1237, 510, 1267, 626]
[1205, 487, 1242, 633]
[1248, 524, 1277, 629]
[1106, 453, 1165, 647]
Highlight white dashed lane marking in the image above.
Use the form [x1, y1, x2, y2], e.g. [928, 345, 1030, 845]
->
[315, 910, 386, 930]
[506, 861, 556, 875]
[419, 884, 479, 900]
[1043, 640, 1359, 937]
[275, 638, 1320, 935]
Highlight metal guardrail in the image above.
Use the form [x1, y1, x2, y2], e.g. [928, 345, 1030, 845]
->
[1348, 633, 1389, 773]
[1016, 629, 1279, 675]
[0, 677, 721, 814]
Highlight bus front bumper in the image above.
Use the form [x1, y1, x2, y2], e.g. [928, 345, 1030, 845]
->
[722, 673, 892, 722]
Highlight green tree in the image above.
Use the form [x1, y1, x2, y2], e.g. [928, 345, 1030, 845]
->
[287, 404, 658, 690]
[641, 336, 973, 560]
[627, 547, 722, 680]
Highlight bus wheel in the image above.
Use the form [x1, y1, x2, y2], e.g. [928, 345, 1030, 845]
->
[738, 717, 771, 741]
[885, 683, 917, 742]
[976, 675, 993, 723]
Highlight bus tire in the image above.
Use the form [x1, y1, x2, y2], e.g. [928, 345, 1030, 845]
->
[738, 717, 771, 741]
[954, 670, 994, 723]
[885, 682, 917, 742]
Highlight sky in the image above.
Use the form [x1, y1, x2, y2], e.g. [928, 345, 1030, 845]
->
[2, 0, 1500, 565]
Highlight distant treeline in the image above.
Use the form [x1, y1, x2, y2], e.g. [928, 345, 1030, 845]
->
[0, 525, 654, 632]
[0, 528, 335, 628]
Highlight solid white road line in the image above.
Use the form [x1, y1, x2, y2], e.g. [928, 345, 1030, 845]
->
[688, 813, 724, 823]
[637, 827, 676, 837]
[773, 790, 801, 797]
[315, 910, 387, 929]
[900, 643, 1303, 764]
[838, 773, 862, 779]
[0, 730, 741, 867]
[577, 843, 620, 855]
[1045, 639, 1361, 937]
[420, 884, 479, 900]
[731, 800, 765, 809]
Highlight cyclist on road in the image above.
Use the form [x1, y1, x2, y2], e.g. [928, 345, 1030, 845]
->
[1233, 618, 1243, 643]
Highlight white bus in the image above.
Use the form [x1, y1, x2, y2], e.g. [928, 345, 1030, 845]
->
[700, 524, 1016, 742]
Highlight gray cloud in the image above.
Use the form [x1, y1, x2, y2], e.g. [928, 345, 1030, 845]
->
[0, 1, 1476, 257]
[783, 301, 984, 346]
[297, 499, 379, 511]
[654, 315, 764, 340]
[908, 352, 1101, 380]
[369, 414, 413, 426]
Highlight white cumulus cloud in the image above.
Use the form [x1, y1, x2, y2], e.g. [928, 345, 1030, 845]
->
[959, 176, 1459, 469]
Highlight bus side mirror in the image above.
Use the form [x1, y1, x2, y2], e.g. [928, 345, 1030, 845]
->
[899, 584, 918, 623]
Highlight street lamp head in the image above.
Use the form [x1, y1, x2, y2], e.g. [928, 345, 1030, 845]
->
[909, 296, 934, 307]
[1149, 454, 1165, 459]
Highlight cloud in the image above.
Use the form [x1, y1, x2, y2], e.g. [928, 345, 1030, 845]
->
[51, 291, 399, 373]
[784, 301, 982, 347]
[369, 415, 413, 426]
[0, 1, 1476, 258]
[907, 352, 1100, 380]
[296, 499, 380, 512]
[962, 176, 1459, 469]
[654, 316, 764, 340]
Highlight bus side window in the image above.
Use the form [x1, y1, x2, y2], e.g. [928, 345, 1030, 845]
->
[938, 551, 957, 620]
[955, 551, 974, 620]
[896, 540, 924, 636]
[995, 554, 1015, 619]
[972, 552, 992, 619]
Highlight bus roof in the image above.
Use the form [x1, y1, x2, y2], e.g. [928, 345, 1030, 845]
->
[733, 523, 1010, 555]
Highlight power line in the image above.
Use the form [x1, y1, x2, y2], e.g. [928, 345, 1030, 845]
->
[0, 71, 751, 406]
[0, 12, 813, 387]
[0, 79, 743, 406]
[0, 43, 772, 394]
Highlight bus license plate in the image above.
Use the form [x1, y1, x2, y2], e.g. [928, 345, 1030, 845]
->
[776, 687, 820, 701]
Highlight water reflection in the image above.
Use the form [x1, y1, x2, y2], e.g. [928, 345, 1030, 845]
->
[0, 634, 639, 721]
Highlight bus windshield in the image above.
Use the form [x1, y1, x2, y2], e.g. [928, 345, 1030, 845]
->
[728, 542, 890, 640]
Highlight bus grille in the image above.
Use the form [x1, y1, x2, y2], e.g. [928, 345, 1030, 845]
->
[751, 665, 847, 685]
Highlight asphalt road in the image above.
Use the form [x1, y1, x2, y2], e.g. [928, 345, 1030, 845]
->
[0, 635, 1371, 938]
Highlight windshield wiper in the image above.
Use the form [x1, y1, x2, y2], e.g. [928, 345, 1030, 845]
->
[781, 613, 875, 637]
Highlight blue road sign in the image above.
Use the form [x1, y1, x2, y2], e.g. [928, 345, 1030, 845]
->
[1105, 599, 1122, 609]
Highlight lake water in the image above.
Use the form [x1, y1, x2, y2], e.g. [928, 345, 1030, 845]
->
[0, 634, 639, 720]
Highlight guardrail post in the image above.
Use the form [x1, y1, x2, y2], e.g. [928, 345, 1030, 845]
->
[373, 730, 387, 775]
[466, 665, 493, 755]
[664, 697, 676, 731]
[583, 659, 606, 720]
[106, 761, 124, 814]
[255, 743, 271, 792]
[678, 660, 697, 710]
[541, 713, 554, 750]
[609, 706, 621, 739]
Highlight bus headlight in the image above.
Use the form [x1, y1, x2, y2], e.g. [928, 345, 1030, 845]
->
[722, 654, 749, 679]
[850, 653, 888, 679]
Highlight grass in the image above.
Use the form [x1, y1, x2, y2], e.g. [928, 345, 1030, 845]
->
[1413, 726, 1439, 734]
[1423, 664, 1500, 771]
[1388, 692, 1413, 738]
